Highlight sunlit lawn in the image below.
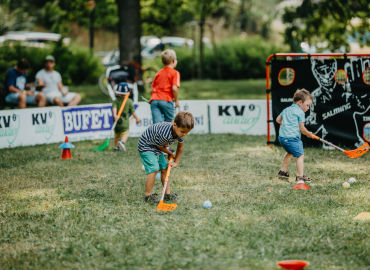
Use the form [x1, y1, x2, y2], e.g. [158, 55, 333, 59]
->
[1, 134, 370, 269]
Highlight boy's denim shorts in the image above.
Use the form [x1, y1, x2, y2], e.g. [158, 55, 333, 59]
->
[278, 136, 304, 157]
[139, 152, 168, 174]
[5, 91, 40, 104]
[150, 100, 174, 124]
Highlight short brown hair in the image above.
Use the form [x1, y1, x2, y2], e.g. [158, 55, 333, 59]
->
[161, 49, 176, 65]
[174, 111, 194, 129]
[293, 88, 313, 103]
[17, 59, 30, 70]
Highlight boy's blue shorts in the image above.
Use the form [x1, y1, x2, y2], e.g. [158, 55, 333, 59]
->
[150, 100, 174, 124]
[139, 152, 168, 174]
[278, 136, 304, 157]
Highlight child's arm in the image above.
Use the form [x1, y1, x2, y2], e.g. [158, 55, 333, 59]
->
[171, 142, 183, 168]
[299, 122, 313, 138]
[112, 107, 119, 122]
[132, 112, 141, 124]
[172, 85, 179, 108]
[157, 146, 175, 161]
[150, 87, 154, 95]
[276, 115, 282, 125]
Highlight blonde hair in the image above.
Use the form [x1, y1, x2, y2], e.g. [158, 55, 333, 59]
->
[161, 49, 176, 65]
[174, 111, 194, 130]
[293, 88, 313, 103]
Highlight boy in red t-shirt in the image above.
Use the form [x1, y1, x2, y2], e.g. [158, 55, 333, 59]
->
[150, 49, 180, 124]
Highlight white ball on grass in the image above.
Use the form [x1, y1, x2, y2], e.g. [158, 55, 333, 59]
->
[349, 177, 356, 184]
[342, 182, 350, 189]
[203, 201, 212, 209]
[141, 165, 145, 171]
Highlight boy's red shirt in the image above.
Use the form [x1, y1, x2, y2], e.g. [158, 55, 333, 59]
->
[150, 66, 180, 102]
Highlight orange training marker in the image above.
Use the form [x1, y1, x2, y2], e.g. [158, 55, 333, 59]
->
[277, 260, 309, 270]
[292, 180, 310, 190]
[59, 136, 75, 160]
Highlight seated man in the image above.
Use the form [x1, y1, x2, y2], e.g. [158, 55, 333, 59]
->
[5, 59, 46, 109]
[36, 55, 81, 107]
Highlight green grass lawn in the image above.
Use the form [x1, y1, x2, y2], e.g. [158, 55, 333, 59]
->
[71, 79, 266, 106]
[1, 134, 370, 269]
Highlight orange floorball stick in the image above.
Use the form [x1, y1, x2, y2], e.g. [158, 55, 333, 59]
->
[312, 134, 370, 159]
[157, 158, 177, 211]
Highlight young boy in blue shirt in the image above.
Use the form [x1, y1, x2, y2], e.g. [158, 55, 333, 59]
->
[276, 89, 314, 182]
[138, 111, 194, 203]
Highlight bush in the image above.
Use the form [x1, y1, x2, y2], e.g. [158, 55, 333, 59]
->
[0, 40, 104, 86]
[159, 36, 287, 80]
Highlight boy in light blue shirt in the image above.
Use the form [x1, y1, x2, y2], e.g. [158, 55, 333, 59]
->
[276, 89, 314, 182]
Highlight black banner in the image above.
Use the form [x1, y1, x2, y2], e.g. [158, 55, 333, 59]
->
[271, 58, 370, 148]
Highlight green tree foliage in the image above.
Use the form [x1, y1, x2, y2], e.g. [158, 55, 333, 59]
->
[141, 0, 194, 36]
[283, 0, 370, 52]
[0, 0, 34, 35]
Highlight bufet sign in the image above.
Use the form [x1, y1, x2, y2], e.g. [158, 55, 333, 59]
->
[0, 107, 64, 148]
[209, 100, 274, 135]
[62, 104, 113, 141]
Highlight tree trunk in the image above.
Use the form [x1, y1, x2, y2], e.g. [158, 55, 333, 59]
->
[198, 19, 204, 80]
[209, 23, 221, 80]
[89, 7, 95, 55]
[116, 0, 142, 65]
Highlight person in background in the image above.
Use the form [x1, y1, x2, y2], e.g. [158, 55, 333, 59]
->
[36, 55, 81, 107]
[5, 59, 46, 109]
[150, 49, 180, 123]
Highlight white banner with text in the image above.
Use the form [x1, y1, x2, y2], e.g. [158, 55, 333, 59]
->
[0, 107, 64, 149]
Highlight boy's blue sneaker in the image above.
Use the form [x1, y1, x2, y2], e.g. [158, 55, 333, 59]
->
[114, 147, 120, 151]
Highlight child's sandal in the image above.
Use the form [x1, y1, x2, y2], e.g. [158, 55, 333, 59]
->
[296, 175, 313, 183]
[277, 170, 290, 179]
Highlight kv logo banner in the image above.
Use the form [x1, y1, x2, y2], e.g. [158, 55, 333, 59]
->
[0, 114, 20, 145]
[63, 106, 113, 134]
[218, 104, 261, 132]
[32, 111, 56, 140]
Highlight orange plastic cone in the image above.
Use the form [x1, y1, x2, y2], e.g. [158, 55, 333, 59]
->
[59, 136, 74, 160]
[292, 180, 310, 190]
[277, 260, 309, 270]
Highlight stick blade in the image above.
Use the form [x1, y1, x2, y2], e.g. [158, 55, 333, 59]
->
[156, 201, 177, 211]
[344, 142, 370, 158]
[94, 138, 110, 152]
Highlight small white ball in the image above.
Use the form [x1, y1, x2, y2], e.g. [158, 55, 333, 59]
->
[343, 182, 350, 188]
[349, 177, 356, 184]
[203, 201, 212, 209]
[141, 165, 145, 171]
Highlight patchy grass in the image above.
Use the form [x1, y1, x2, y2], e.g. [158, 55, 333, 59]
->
[1, 134, 370, 269]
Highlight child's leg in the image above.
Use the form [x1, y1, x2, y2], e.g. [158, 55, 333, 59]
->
[281, 153, 293, 171]
[145, 172, 158, 196]
[151, 100, 164, 124]
[120, 134, 129, 144]
[296, 154, 304, 176]
[160, 168, 170, 194]
[114, 136, 120, 147]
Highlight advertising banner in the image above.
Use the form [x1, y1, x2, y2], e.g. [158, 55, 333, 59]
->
[271, 58, 370, 148]
[61, 100, 209, 142]
[0, 107, 64, 149]
[61, 104, 113, 141]
[208, 100, 273, 135]
[130, 100, 209, 136]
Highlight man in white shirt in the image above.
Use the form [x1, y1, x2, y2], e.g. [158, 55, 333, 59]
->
[36, 55, 81, 107]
